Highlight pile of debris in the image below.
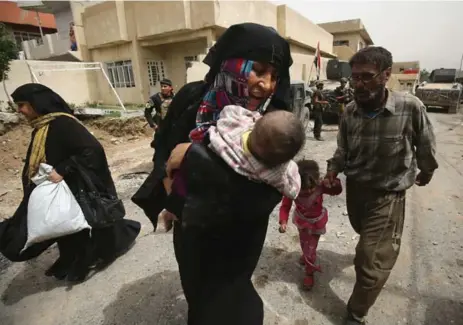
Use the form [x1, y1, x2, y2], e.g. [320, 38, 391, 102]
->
[84, 116, 151, 138]
[0, 110, 21, 136]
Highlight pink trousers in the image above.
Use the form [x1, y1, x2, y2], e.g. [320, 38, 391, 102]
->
[298, 228, 321, 273]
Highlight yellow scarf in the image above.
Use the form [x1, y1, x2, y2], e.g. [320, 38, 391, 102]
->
[28, 112, 78, 179]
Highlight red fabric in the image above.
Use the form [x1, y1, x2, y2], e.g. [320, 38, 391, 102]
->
[279, 178, 342, 233]
[299, 230, 321, 273]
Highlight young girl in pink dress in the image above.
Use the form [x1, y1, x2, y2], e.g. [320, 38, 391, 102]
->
[279, 159, 342, 289]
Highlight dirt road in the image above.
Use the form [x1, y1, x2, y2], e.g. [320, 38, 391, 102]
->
[0, 113, 462, 325]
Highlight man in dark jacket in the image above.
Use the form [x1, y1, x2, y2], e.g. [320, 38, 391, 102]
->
[144, 78, 175, 131]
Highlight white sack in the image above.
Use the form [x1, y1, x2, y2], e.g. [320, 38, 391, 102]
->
[22, 163, 90, 252]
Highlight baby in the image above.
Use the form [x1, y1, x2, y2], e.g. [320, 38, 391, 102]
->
[160, 105, 306, 230]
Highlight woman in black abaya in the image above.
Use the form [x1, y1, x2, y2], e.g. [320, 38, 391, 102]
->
[0, 83, 140, 282]
[133, 23, 294, 325]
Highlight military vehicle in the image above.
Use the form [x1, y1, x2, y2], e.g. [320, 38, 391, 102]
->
[415, 68, 462, 113]
[308, 59, 353, 122]
[288, 80, 311, 133]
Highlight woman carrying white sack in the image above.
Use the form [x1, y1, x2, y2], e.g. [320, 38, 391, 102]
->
[0, 83, 140, 282]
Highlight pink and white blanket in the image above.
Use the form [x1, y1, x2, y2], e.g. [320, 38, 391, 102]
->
[208, 105, 301, 199]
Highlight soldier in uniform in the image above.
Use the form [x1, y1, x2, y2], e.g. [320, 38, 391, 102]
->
[144, 78, 175, 132]
[334, 77, 352, 120]
[312, 81, 328, 141]
[144, 78, 175, 158]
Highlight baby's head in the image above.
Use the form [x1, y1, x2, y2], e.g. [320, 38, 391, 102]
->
[297, 159, 320, 190]
[247, 110, 305, 167]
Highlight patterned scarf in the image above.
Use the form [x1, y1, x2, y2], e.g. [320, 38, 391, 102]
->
[189, 58, 272, 142]
[28, 112, 78, 179]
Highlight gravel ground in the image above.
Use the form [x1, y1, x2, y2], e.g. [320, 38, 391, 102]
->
[0, 113, 462, 325]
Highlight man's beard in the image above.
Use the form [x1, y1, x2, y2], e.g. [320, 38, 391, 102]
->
[354, 84, 385, 111]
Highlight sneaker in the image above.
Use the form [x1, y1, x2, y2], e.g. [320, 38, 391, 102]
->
[315, 137, 324, 141]
[303, 274, 314, 290]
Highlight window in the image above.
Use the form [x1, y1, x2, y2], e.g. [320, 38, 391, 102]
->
[147, 60, 167, 87]
[13, 31, 42, 49]
[333, 40, 349, 46]
[184, 56, 199, 69]
[106, 60, 135, 88]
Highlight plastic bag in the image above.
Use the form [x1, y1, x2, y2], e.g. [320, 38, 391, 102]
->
[22, 163, 91, 252]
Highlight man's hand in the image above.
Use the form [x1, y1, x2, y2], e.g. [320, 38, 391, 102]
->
[324, 171, 338, 188]
[415, 172, 433, 186]
[48, 169, 63, 183]
[279, 222, 287, 233]
[166, 143, 192, 178]
[151, 124, 158, 131]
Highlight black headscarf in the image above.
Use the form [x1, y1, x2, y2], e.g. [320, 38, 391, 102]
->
[202, 23, 293, 110]
[11, 83, 74, 115]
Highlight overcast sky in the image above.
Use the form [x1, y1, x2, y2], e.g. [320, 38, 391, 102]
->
[273, 0, 463, 71]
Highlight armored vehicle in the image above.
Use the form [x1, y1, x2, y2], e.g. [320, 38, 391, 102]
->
[415, 68, 462, 113]
[308, 59, 353, 122]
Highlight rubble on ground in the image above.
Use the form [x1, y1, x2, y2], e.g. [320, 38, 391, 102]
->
[0, 112, 20, 135]
[84, 116, 151, 138]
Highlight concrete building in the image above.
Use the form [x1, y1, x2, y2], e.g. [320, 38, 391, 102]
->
[17, 1, 97, 61]
[390, 61, 420, 93]
[318, 19, 374, 61]
[0, 1, 56, 53]
[74, 0, 336, 106]
[17, 1, 338, 107]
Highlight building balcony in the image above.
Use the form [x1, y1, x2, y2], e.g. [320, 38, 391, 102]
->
[133, 0, 277, 42]
[82, 1, 129, 49]
[22, 33, 81, 61]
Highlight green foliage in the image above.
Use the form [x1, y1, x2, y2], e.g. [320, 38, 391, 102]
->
[420, 69, 430, 82]
[0, 23, 19, 82]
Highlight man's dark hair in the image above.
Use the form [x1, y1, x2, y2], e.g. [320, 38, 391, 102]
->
[297, 159, 320, 190]
[349, 46, 393, 72]
[250, 110, 305, 167]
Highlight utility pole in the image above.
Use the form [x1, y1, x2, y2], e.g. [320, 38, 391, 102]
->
[35, 11, 44, 43]
[456, 53, 463, 113]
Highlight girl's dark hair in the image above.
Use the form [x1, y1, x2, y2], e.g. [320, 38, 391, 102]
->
[297, 159, 320, 190]
[349, 46, 393, 72]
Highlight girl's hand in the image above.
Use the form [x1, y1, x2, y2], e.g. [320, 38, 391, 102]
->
[159, 209, 178, 232]
[166, 143, 192, 177]
[279, 223, 287, 233]
[48, 169, 63, 183]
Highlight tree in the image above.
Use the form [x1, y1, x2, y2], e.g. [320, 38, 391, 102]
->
[0, 23, 19, 109]
[419, 69, 430, 82]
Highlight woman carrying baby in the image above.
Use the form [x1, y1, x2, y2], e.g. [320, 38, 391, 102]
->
[158, 23, 297, 325]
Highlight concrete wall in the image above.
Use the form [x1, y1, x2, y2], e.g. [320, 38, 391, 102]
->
[0, 60, 92, 109]
[332, 32, 365, 53]
[90, 42, 141, 105]
[289, 44, 330, 82]
[333, 45, 355, 61]
[54, 6, 73, 40]
[277, 5, 333, 54]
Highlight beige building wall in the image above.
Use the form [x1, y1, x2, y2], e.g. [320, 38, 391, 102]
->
[392, 61, 420, 74]
[80, 1, 336, 106]
[333, 45, 355, 61]
[1, 60, 93, 109]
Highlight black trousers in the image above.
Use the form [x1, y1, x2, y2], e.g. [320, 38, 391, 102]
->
[313, 111, 323, 138]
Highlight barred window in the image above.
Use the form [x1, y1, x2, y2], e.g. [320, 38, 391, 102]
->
[106, 60, 135, 88]
[147, 60, 167, 87]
